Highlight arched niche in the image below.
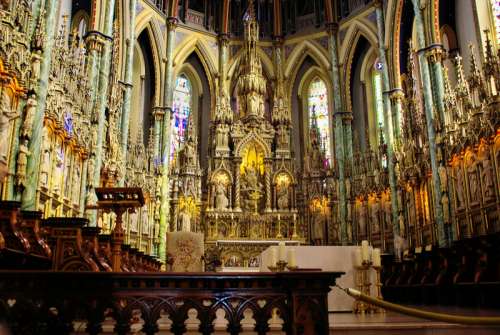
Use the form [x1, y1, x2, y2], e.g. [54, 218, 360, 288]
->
[129, 29, 157, 146]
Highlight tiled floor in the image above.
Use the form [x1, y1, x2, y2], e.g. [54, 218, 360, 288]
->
[329, 307, 500, 334]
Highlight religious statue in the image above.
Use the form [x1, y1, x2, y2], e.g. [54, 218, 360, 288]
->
[183, 140, 196, 166]
[179, 206, 191, 232]
[15, 141, 30, 187]
[277, 185, 289, 210]
[87, 157, 95, 187]
[0, 89, 20, 163]
[370, 200, 380, 233]
[311, 212, 324, 245]
[455, 168, 465, 208]
[398, 213, 406, 238]
[481, 156, 494, 199]
[129, 210, 139, 232]
[467, 164, 479, 203]
[384, 198, 392, 228]
[52, 150, 64, 194]
[21, 95, 36, 140]
[438, 164, 448, 193]
[241, 162, 263, 211]
[215, 181, 229, 210]
[358, 203, 367, 235]
[442, 193, 450, 224]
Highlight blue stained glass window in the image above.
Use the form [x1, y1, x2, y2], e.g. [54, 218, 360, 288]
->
[492, 0, 500, 43]
[170, 75, 192, 164]
[308, 78, 331, 166]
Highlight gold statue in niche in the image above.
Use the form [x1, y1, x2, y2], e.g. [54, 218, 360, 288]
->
[240, 143, 264, 212]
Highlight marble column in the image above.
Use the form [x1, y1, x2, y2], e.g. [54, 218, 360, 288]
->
[327, 23, 347, 244]
[411, 0, 446, 247]
[119, 0, 138, 186]
[390, 90, 404, 140]
[79, 159, 88, 214]
[428, 47, 446, 129]
[158, 17, 178, 263]
[92, 0, 116, 187]
[21, 0, 59, 210]
[375, 1, 400, 237]
[218, 33, 229, 92]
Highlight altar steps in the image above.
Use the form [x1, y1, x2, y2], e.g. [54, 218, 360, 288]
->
[329, 310, 500, 335]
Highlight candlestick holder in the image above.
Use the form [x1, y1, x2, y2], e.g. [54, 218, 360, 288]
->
[276, 260, 288, 272]
[286, 264, 298, 271]
[352, 264, 369, 314]
[372, 265, 385, 313]
[362, 260, 374, 313]
[267, 264, 278, 272]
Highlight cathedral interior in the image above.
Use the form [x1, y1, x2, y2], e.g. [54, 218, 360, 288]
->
[1, 0, 500, 333]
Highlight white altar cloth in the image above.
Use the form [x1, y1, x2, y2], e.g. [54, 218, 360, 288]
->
[260, 246, 375, 312]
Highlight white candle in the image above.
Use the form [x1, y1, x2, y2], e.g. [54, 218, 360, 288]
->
[372, 248, 381, 267]
[361, 240, 369, 262]
[278, 241, 286, 261]
[353, 247, 362, 267]
[287, 248, 297, 267]
[269, 247, 278, 267]
[278, 214, 281, 221]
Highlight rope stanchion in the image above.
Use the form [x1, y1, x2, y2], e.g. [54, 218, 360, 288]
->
[339, 286, 500, 326]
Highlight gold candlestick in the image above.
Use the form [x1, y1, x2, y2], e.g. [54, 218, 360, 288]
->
[353, 264, 369, 314]
[372, 265, 385, 313]
[292, 213, 298, 238]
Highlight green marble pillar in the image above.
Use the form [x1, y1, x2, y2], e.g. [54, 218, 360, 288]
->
[7, 100, 26, 201]
[158, 17, 178, 263]
[411, 0, 447, 247]
[21, 0, 59, 210]
[390, 90, 404, 139]
[92, 0, 116, 190]
[429, 49, 446, 128]
[119, 0, 138, 187]
[219, 33, 229, 91]
[375, 2, 400, 237]
[327, 24, 347, 244]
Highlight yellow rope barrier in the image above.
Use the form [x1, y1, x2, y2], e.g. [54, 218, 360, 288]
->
[342, 287, 500, 326]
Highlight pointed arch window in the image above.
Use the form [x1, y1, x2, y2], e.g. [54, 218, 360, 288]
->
[372, 63, 384, 132]
[170, 74, 192, 164]
[308, 78, 331, 166]
[492, 0, 500, 43]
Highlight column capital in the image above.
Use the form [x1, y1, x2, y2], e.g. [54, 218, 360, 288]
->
[84, 31, 111, 52]
[326, 22, 339, 35]
[425, 45, 445, 64]
[152, 106, 167, 119]
[389, 89, 405, 102]
[218, 33, 230, 46]
[373, 0, 383, 9]
[166, 17, 178, 31]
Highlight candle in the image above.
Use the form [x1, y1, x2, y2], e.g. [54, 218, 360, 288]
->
[278, 241, 286, 261]
[372, 248, 381, 267]
[278, 214, 281, 221]
[287, 248, 297, 268]
[361, 240, 369, 262]
[215, 213, 218, 220]
[353, 247, 362, 267]
[269, 247, 278, 267]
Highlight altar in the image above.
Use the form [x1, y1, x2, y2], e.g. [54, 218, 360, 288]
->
[260, 246, 375, 312]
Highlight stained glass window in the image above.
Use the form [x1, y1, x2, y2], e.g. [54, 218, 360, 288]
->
[308, 78, 331, 166]
[170, 74, 192, 165]
[492, 0, 500, 43]
[372, 68, 384, 131]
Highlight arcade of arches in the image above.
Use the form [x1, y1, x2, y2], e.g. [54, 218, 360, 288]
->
[1, 0, 500, 278]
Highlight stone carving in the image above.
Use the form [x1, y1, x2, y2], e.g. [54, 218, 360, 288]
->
[455, 168, 465, 208]
[215, 181, 229, 210]
[357, 203, 367, 235]
[481, 156, 494, 199]
[15, 141, 30, 186]
[21, 94, 36, 139]
[370, 200, 380, 233]
[179, 207, 191, 232]
[441, 193, 450, 224]
[311, 212, 324, 245]
[438, 164, 448, 193]
[0, 89, 19, 163]
[277, 185, 289, 210]
[467, 163, 479, 203]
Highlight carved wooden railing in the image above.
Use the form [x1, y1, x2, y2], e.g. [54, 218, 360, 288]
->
[0, 270, 343, 335]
